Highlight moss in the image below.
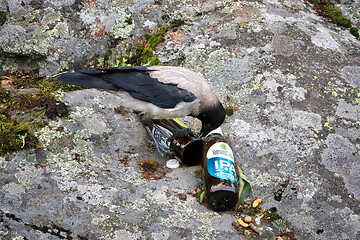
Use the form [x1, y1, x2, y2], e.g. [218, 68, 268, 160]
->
[33, 77, 83, 98]
[350, 27, 359, 39]
[307, 0, 356, 35]
[0, 114, 38, 155]
[0, 11, 6, 26]
[322, 4, 351, 28]
[0, 87, 11, 104]
[0, 72, 79, 154]
[224, 107, 235, 116]
[106, 21, 182, 67]
[264, 207, 282, 222]
[148, 57, 160, 66]
[145, 26, 169, 48]
[170, 19, 185, 28]
[127, 25, 170, 66]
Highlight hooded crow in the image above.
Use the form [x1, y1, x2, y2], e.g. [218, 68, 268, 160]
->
[58, 66, 225, 137]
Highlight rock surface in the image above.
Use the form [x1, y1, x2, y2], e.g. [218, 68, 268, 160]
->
[1, 0, 360, 239]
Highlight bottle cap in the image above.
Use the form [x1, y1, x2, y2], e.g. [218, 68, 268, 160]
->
[166, 159, 180, 168]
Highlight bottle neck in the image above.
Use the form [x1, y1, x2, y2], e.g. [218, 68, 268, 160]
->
[205, 127, 223, 138]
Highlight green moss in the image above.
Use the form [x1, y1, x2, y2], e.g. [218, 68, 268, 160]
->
[145, 26, 169, 48]
[0, 11, 6, 26]
[127, 25, 170, 66]
[34, 77, 83, 97]
[323, 4, 351, 28]
[350, 27, 359, 39]
[308, 0, 356, 34]
[307, 0, 358, 38]
[148, 57, 160, 66]
[264, 207, 282, 222]
[0, 87, 11, 104]
[0, 114, 38, 155]
[0, 72, 78, 154]
[224, 107, 234, 116]
[109, 21, 182, 67]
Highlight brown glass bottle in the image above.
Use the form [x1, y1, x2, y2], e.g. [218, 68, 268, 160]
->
[146, 119, 203, 166]
[202, 129, 239, 211]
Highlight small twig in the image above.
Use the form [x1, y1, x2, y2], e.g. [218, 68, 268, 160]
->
[20, 133, 27, 148]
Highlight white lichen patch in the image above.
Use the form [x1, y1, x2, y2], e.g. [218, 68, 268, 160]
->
[117, 167, 147, 186]
[230, 109, 320, 161]
[170, 3, 198, 21]
[38, 124, 108, 178]
[258, 70, 307, 101]
[248, 170, 284, 188]
[14, 166, 44, 186]
[205, 48, 234, 72]
[183, 46, 208, 70]
[124, 187, 219, 239]
[230, 119, 271, 145]
[55, 178, 118, 206]
[35, 120, 67, 150]
[311, 23, 340, 51]
[290, 110, 322, 131]
[111, 9, 134, 39]
[0, 157, 7, 170]
[217, 0, 264, 14]
[11, 236, 25, 240]
[160, 194, 219, 239]
[2, 7, 70, 58]
[78, 1, 134, 38]
[335, 99, 360, 122]
[70, 106, 96, 119]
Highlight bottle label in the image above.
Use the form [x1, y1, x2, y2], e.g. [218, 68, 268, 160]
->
[206, 142, 237, 183]
[151, 124, 172, 151]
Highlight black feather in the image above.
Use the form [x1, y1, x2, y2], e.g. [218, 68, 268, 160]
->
[58, 66, 197, 109]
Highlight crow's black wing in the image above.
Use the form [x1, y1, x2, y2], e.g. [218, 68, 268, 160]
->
[58, 66, 196, 108]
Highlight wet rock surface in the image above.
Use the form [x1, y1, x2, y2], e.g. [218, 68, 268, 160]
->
[1, 0, 360, 239]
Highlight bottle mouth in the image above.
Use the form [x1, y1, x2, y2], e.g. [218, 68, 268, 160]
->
[181, 139, 203, 166]
[205, 127, 223, 137]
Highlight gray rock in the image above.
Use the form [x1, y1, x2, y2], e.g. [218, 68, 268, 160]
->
[1, 0, 360, 239]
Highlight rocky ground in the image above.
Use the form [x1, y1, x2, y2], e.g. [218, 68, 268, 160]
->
[1, 0, 360, 239]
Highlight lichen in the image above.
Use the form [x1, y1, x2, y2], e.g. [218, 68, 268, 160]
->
[159, 194, 219, 239]
[217, 0, 264, 14]
[205, 48, 233, 71]
[3, 7, 67, 58]
[35, 120, 66, 150]
[111, 8, 134, 39]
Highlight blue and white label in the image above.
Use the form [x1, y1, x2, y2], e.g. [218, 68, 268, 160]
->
[206, 142, 237, 183]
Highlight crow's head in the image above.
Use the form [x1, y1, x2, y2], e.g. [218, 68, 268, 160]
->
[197, 102, 225, 137]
